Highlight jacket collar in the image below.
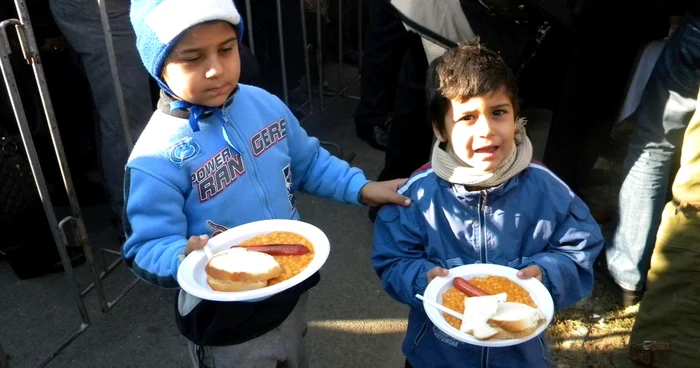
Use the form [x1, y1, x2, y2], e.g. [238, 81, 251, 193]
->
[156, 86, 239, 123]
[437, 169, 524, 200]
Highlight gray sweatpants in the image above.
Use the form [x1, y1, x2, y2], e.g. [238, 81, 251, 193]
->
[188, 293, 309, 368]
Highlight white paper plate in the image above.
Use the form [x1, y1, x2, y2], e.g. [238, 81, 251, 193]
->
[422, 264, 554, 347]
[177, 219, 329, 302]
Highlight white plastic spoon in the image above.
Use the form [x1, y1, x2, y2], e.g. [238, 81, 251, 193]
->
[202, 243, 213, 260]
[416, 294, 464, 320]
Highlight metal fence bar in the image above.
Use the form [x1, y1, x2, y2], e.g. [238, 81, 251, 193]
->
[0, 13, 92, 368]
[337, 0, 343, 84]
[357, 0, 362, 66]
[33, 322, 90, 368]
[0, 18, 90, 327]
[315, 0, 324, 109]
[300, 0, 314, 116]
[90, 0, 139, 314]
[244, 0, 256, 55]
[1, 1, 142, 365]
[275, 0, 289, 105]
[96, 0, 133, 151]
[10, 0, 110, 313]
[310, 0, 361, 113]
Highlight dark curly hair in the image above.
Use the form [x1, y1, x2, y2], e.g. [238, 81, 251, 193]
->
[426, 39, 519, 136]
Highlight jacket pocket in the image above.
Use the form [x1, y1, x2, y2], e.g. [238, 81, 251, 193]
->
[538, 336, 550, 364]
[412, 320, 430, 352]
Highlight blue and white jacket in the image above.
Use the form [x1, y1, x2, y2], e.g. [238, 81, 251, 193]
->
[372, 163, 604, 368]
[122, 84, 369, 345]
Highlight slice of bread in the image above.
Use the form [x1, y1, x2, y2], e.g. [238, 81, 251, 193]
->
[205, 248, 282, 292]
[489, 325, 540, 340]
[460, 293, 507, 340]
[488, 302, 545, 333]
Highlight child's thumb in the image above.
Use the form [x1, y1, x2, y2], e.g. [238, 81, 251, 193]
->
[388, 192, 412, 206]
[198, 234, 209, 244]
[517, 265, 539, 279]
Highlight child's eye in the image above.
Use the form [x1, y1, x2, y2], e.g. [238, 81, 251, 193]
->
[493, 109, 506, 116]
[220, 47, 233, 53]
[461, 115, 474, 122]
[183, 56, 201, 62]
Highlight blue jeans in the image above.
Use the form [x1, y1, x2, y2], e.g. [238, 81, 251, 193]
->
[608, 14, 700, 291]
[49, 0, 152, 224]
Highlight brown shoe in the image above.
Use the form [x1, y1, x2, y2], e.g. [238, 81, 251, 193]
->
[594, 257, 644, 307]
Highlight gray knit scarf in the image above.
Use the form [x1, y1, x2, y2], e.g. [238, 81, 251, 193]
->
[431, 118, 532, 188]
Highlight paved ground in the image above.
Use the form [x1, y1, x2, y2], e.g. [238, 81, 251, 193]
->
[0, 71, 554, 368]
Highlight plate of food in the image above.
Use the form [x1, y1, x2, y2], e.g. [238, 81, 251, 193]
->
[421, 263, 554, 347]
[177, 219, 330, 302]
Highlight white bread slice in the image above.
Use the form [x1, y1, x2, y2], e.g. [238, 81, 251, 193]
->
[205, 248, 282, 291]
[488, 302, 545, 333]
[471, 324, 500, 340]
[205, 277, 268, 292]
[489, 325, 540, 340]
[460, 293, 507, 340]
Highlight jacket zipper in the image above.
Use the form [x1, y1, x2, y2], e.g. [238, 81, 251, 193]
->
[220, 111, 274, 218]
[478, 190, 488, 264]
[479, 190, 490, 367]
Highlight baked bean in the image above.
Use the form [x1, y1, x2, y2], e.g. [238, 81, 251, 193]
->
[239, 232, 314, 285]
[441, 276, 536, 329]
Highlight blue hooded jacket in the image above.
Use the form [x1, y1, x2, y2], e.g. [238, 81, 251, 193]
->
[122, 85, 369, 345]
[372, 163, 604, 368]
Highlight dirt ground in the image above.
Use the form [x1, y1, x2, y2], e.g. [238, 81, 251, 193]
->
[547, 282, 638, 368]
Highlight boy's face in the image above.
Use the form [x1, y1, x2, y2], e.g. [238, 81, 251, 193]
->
[433, 89, 516, 173]
[163, 21, 240, 107]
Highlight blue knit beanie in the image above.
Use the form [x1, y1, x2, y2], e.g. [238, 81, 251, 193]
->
[130, 0, 245, 97]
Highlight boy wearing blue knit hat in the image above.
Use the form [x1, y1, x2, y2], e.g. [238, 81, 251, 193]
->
[125, 0, 410, 366]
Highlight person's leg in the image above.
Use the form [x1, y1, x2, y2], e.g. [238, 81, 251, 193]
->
[354, 0, 406, 150]
[49, 0, 152, 229]
[542, 0, 651, 196]
[190, 342, 280, 368]
[627, 202, 700, 367]
[542, 34, 640, 195]
[188, 295, 308, 368]
[376, 32, 432, 182]
[278, 293, 309, 368]
[628, 80, 700, 368]
[607, 14, 700, 293]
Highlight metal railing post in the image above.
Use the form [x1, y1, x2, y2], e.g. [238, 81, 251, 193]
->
[96, 0, 133, 151]
[275, 0, 289, 105]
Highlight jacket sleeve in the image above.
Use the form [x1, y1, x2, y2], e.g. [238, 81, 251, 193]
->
[523, 195, 604, 310]
[121, 167, 188, 288]
[282, 107, 369, 205]
[372, 203, 436, 310]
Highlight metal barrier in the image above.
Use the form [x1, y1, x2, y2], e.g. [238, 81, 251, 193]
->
[0, 1, 138, 367]
[244, 0, 364, 161]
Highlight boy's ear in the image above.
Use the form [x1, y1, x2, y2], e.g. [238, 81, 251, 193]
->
[432, 122, 446, 142]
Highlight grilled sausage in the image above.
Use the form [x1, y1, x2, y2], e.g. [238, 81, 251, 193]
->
[233, 244, 310, 256]
[453, 277, 490, 297]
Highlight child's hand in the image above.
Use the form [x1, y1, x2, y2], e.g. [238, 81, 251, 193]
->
[185, 234, 209, 255]
[427, 267, 449, 283]
[517, 265, 543, 282]
[360, 179, 412, 207]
